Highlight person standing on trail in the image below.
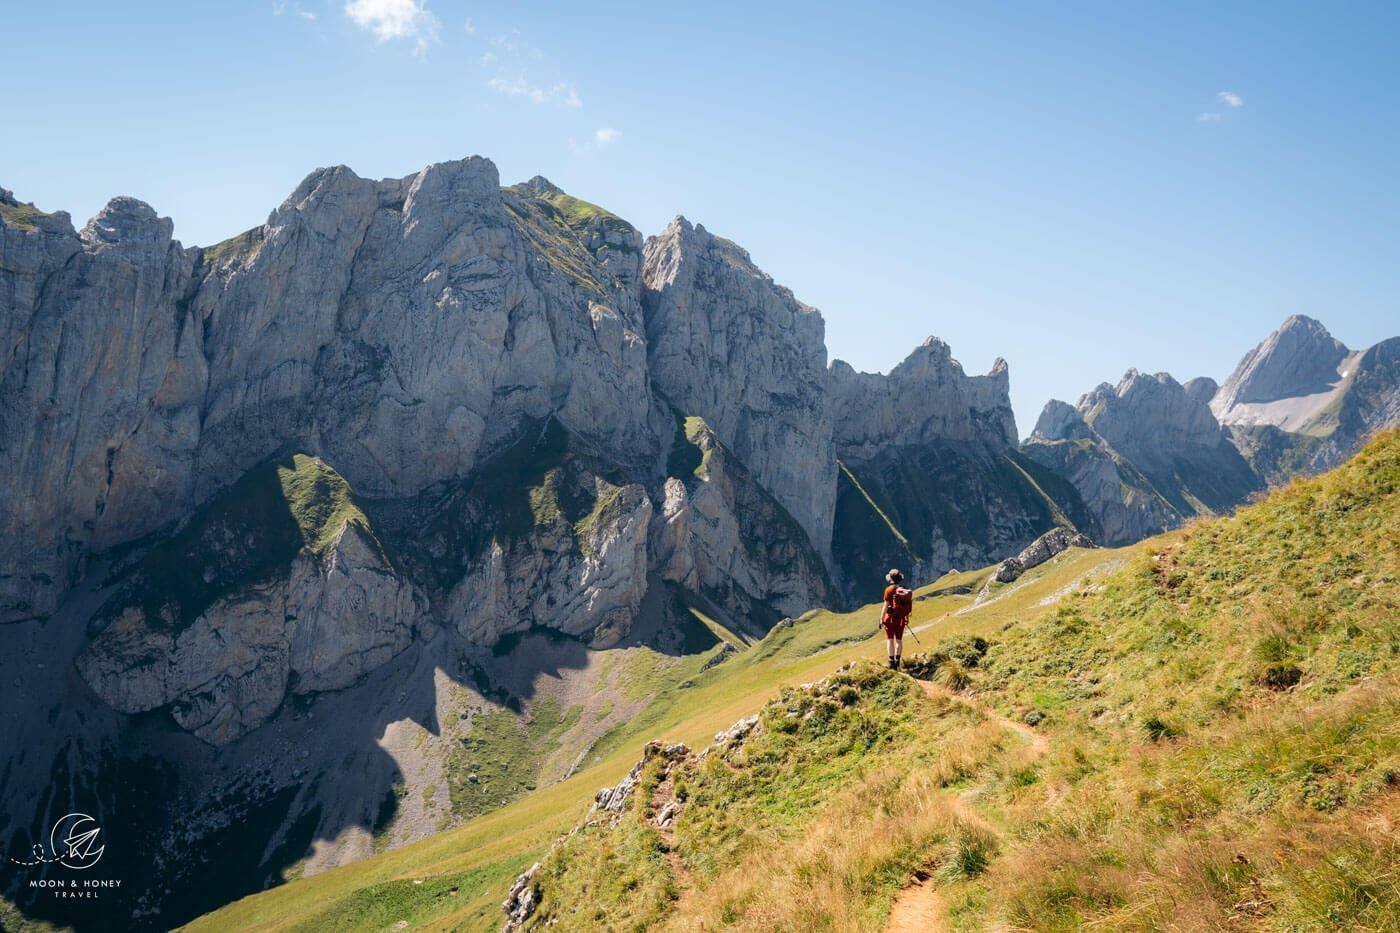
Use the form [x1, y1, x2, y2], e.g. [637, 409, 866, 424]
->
[881, 569, 914, 669]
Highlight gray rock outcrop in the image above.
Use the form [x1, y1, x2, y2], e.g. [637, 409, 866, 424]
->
[445, 479, 654, 649]
[990, 527, 1095, 584]
[1030, 399, 1093, 442]
[76, 520, 422, 745]
[650, 415, 832, 626]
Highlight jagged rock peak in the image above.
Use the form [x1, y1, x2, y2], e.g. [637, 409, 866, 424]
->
[519, 174, 564, 197]
[277, 163, 365, 213]
[652, 215, 767, 281]
[1116, 368, 1180, 395]
[272, 156, 502, 222]
[830, 336, 1018, 453]
[1183, 376, 1219, 405]
[1030, 399, 1089, 442]
[1084, 369, 1219, 441]
[80, 196, 173, 248]
[1214, 315, 1351, 410]
[1076, 370, 1193, 421]
[872, 337, 1007, 386]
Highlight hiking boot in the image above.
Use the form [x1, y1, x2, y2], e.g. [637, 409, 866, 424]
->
[895, 656, 903, 670]
[888, 657, 897, 669]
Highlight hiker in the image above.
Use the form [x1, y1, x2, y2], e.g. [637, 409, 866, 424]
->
[881, 569, 914, 669]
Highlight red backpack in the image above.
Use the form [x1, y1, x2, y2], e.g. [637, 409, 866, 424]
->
[888, 586, 913, 619]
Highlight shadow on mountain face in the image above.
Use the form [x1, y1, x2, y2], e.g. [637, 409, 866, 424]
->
[1, 615, 434, 931]
[0, 566, 723, 931]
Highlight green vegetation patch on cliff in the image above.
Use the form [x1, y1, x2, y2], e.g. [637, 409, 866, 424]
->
[201, 227, 264, 268]
[402, 418, 638, 593]
[0, 198, 50, 232]
[97, 453, 377, 634]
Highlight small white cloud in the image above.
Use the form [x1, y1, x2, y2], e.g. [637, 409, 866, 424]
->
[572, 128, 624, 155]
[273, 0, 287, 15]
[489, 76, 582, 108]
[463, 18, 476, 35]
[1196, 112, 1223, 123]
[1218, 90, 1244, 108]
[479, 52, 497, 67]
[299, 9, 317, 20]
[344, 0, 441, 56]
[492, 28, 522, 52]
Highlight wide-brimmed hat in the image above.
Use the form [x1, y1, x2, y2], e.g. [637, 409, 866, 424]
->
[886, 568, 904, 583]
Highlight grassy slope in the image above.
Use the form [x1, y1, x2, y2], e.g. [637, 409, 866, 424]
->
[187, 431, 1399, 931]
[180, 549, 1106, 931]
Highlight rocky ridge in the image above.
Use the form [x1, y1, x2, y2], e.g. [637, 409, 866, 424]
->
[1022, 369, 1262, 545]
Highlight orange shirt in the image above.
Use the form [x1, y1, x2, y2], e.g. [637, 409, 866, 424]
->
[882, 584, 910, 626]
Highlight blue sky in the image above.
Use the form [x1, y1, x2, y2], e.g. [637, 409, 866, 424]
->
[5, 1, 1397, 436]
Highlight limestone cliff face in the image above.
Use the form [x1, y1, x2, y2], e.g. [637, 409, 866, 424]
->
[828, 341, 1095, 598]
[2, 161, 841, 757]
[0, 161, 661, 625]
[1023, 370, 1262, 545]
[642, 218, 837, 557]
[650, 415, 832, 627]
[0, 193, 201, 623]
[3, 152, 844, 930]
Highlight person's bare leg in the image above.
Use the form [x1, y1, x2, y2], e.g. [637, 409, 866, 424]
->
[893, 636, 903, 668]
[887, 636, 898, 667]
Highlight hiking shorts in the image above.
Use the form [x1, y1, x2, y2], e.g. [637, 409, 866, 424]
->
[881, 618, 909, 639]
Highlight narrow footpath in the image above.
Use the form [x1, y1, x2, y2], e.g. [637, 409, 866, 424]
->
[884, 678, 1049, 932]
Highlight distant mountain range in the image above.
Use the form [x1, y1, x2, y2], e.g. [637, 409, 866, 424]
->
[1, 162, 1395, 928]
[1022, 314, 1399, 544]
